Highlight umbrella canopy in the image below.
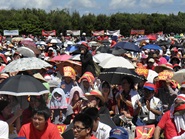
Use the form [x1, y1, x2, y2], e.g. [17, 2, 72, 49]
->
[70, 54, 98, 63]
[25, 45, 41, 55]
[12, 37, 24, 42]
[3, 57, 52, 73]
[50, 38, 61, 43]
[0, 74, 48, 96]
[113, 42, 141, 52]
[99, 56, 135, 69]
[51, 54, 72, 62]
[172, 69, 185, 84]
[142, 44, 162, 50]
[17, 47, 35, 57]
[99, 67, 144, 84]
[36, 41, 46, 45]
[21, 40, 36, 47]
[93, 53, 114, 63]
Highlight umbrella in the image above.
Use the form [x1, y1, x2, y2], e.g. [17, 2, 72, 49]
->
[17, 47, 35, 57]
[93, 53, 114, 63]
[51, 54, 72, 62]
[21, 40, 36, 47]
[3, 57, 52, 73]
[36, 41, 46, 45]
[172, 69, 185, 84]
[142, 44, 162, 50]
[25, 45, 41, 55]
[111, 48, 126, 56]
[99, 56, 135, 69]
[113, 42, 141, 52]
[136, 36, 149, 42]
[50, 38, 61, 43]
[99, 67, 144, 84]
[0, 74, 48, 96]
[12, 37, 24, 42]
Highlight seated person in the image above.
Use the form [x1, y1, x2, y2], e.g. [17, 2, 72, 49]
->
[18, 106, 62, 139]
[134, 82, 163, 126]
[82, 107, 112, 139]
[48, 88, 73, 125]
[73, 113, 97, 139]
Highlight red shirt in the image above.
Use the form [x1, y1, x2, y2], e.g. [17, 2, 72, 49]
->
[157, 111, 178, 139]
[18, 122, 62, 139]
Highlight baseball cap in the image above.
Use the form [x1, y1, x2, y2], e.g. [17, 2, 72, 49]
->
[143, 82, 155, 91]
[109, 127, 129, 139]
[148, 58, 155, 63]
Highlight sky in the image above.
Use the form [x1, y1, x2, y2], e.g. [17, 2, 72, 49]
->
[0, 0, 185, 15]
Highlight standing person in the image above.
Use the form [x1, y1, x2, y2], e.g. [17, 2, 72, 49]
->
[73, 113, 97, 139]
[80, 42, 95, 76]
[0, 120, 9, 139]
[18, 106, 62, 139]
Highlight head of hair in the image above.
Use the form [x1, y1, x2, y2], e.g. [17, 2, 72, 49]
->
[32, 106, 51, 121]
[102, 81, 111, 89]
[121, 76, 135, 89]
[82, 107, 99, 121]
[73, 113, 93, 133]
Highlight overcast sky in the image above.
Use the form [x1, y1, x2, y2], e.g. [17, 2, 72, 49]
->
[0, 0, 185, 15]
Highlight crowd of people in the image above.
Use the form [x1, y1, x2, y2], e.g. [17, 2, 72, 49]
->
[0, 32, 185, 139]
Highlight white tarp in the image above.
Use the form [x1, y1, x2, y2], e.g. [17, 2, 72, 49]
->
[4, 30, 19, 36]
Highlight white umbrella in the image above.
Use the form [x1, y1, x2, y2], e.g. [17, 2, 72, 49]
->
[3, 57, 52, 73]
[70, 54, 98, 63]
[172, 69, 185, 84]
[24, 38, 33, 41]
[93, 53, 114, 63]
[50, 38, 61, 43]
[36, 41, 46, 45]
[99, 56, 135, 69]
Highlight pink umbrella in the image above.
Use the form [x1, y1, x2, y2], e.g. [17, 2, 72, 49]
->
[21, 40, 36, 47]
[51, 54, 72, 62]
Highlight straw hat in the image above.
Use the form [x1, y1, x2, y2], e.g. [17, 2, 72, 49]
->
[85, 90, 105, 103]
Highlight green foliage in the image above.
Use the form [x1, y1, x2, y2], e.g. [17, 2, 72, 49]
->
[0, 8, 185, 36]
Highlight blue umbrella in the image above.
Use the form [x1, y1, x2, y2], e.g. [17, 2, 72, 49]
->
[142, 44, 162, 50]
[113, 42, 141, 52]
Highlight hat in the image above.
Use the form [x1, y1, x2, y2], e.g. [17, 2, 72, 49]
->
[78, 72, 95, 84]
[85, 90, 105, 103]
[143, 82, 155, 91]
[109, 127, 129, 139]
[180, 82, 185, 89]
[154, 63, 173, 73]
[48, 47, 54, 51]
[174, 94, 185, 116]
[148, 58, 155, 63]
[80, 42, 90, 50]
[173, 64, 181, 69]
[63, 66, 76, 80]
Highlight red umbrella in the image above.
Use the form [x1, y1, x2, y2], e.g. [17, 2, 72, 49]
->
[51, 54, 72, 62]
[147, 35, 156, 40]
[21, 40, 36, 47]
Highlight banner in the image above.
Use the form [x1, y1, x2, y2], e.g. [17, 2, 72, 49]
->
[66, 30, 81, 36]
[106, 30, 120, 36]
[3, 30, 19, 36]
[130, 29, 145, 35]
[42, 30, 56, 36]
[92, 30, 104, 36]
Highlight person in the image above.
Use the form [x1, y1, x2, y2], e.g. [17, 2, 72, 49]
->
[73, 113, 97, 139]
[154, 94, 185, 139]
[68, 86, 88, 116]
[79, 72, 95, 94]
[0, 120, 9, 139]
[82, 107, 111, 139]
[80, 42, 95, 76]
[108, 126, 129, 139]
[133, 82, 163, 126]
[18, 106, 62, 139]
[85, 90, 109, 115]
[0, 99, 23, 135]
[119, 77, 141, 117]
[48, 88, 73, 125]
[178, 82, 185, 94]
[22, 96, 46, 125]
[99, 81, 116, 116]
[60, 66, 77, 97]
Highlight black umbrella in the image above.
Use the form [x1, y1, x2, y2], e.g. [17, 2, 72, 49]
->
[113, 42, 141, 52]
[0, 74, 49, 96]
[99, 67, 144, 85]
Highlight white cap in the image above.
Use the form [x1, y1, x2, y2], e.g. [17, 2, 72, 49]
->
[82, 32, 86, 35]
[49, 47, 54, 51]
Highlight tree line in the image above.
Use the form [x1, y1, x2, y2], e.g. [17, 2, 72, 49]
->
[0, 8, 185, 36]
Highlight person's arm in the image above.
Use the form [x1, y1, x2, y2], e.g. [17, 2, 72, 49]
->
[15, 117, 21, 133]
[154, 126, 162, 139]
[146, 100, 162, 116]
[6, 108, 23, 125]
[133, 100, 142, 116]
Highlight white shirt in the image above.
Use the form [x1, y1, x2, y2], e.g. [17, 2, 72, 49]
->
[0, 120, 9, 139]
[92, 121, 111, 139]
